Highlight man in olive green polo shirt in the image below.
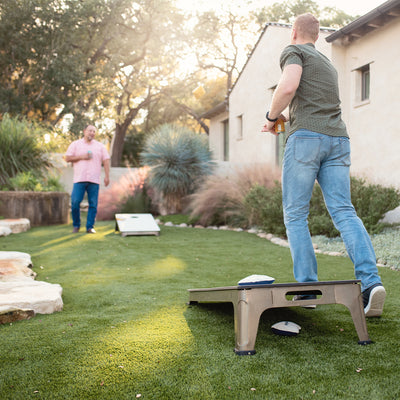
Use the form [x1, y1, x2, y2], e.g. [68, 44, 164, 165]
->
[261, 13, 386, 317]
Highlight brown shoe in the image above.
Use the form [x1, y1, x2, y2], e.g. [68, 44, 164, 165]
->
[72, 227, 80, 233]
[86, 228, 96, 234]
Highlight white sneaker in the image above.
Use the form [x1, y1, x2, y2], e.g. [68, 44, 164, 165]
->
[363, 285, 386, 317]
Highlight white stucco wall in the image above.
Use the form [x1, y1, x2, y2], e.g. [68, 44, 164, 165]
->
[228, 25, 289, 168]
[208, 111, 229, 162]
[331, 17, 400, 189]
[216, 25, 334, 170]
[206, 16, 400, 190]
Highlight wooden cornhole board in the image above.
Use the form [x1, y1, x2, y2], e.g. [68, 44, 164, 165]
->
[115, 213, 160, 237]
[188, 280, 371, 355]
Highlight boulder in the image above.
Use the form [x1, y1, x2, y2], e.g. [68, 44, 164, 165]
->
[0, 251, 63, 319]
[0, 251, 36, 280]
[0, 277, 63, 315]
[380, 205, 400, 224]
[0, 226, 12, 237]
[0, 218, 30, 234]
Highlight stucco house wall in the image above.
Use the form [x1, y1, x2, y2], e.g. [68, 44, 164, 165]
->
[228, 25, 288, 167]
[205, 1, 400, 189]
[209, 24, 334, 169]
[330, 17, 400, 188]
[208, 110, 229, 162]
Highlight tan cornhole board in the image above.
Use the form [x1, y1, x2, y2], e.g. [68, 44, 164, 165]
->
[188, 280, 371, 355]
[115, 213, 160, 237]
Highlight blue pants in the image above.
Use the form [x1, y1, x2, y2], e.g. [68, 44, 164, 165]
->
[282, 130, 381, 292]
[71, 182, 99, 231]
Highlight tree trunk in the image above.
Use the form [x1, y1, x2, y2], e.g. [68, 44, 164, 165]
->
[110, 93, 153, 167]
[110, 123, 126, 167]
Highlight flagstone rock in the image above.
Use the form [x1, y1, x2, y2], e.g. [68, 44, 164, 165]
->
[0, 226, 12, 237]
[0, 277, 63, 315]
[0, 251, 36, 280]
[0, 251, 63, 320]
[0, 218, 30, 234]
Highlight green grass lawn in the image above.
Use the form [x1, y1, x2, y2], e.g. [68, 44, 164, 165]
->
[1, 221, 399, 399]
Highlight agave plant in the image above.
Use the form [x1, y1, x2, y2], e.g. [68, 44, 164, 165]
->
[141, 124, 214, 213]
[0, 114, 52, 188]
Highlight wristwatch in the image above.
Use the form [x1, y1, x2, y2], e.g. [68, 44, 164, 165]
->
[266, 111, 278, 122]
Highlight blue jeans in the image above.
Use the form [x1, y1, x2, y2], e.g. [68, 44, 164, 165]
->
[282, 130, 381, 292]
[71, 182, 99, 231]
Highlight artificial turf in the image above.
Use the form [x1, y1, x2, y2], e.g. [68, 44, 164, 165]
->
[0, 221, 398, 399]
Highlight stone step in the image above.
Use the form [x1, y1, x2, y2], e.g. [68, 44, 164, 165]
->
[0, 218, 30, 235]
[0, 251, 63, 322]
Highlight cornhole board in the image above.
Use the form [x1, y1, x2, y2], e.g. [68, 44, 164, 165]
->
[188, 280, 371, 355]
[115, 213, 160, 237]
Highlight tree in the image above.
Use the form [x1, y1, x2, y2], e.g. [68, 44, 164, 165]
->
[0, 0, 122, 130]
[87, 0, 186, 166]
[253, 0, 355, 28]
[0, 0, 188, 166]
[151, 9, 258, 137]
[192, 10, 258, 94]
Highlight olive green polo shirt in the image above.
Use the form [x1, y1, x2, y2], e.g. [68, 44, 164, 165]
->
[280, 43, 348, 138]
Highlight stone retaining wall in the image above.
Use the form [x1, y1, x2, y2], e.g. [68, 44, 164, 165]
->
[0, 192, 69, 227]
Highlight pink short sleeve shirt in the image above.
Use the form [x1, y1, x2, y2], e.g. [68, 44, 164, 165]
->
[66, 139, 110, 184]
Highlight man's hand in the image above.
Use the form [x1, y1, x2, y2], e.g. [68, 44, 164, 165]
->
[261, 120, 278, 135]
[261, 114, 288, 136]
[104, 176, 110, 187]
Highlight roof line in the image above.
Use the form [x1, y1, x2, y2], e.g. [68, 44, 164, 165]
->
[228, 23, 335, 96]
[326, 0, 400, 42]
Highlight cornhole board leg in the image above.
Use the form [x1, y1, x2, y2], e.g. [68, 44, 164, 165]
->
[188, 280, 371, 355]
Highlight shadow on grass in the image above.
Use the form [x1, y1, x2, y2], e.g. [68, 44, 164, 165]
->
[184, 301, 367, 356]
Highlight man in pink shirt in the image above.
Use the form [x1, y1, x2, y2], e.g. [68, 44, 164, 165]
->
[65, 125, 110, 233]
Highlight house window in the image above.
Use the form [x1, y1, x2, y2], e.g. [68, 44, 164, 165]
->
[361, 64, 370, 101]
[237, 115, 243, 140]
[354, 63, 371, 104]
[223, 119, 229, 161]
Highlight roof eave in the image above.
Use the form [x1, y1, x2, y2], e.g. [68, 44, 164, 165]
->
[326, 0, 400, 44]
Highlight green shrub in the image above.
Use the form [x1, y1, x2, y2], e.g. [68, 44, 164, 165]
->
[244, 177, 400, 238]
[308, 178, 400, 237]
[7, 171, 64, 192]
[308, 184, 339, 237]
[8, 171, 40, 191]
[120, 185, 153, 214]
[141, 124, 214, 214]
[0, 114, 53, 187]
[190, 161, 399, 237]
[350, 177, 400, 233]
[244, 183, 286, 236]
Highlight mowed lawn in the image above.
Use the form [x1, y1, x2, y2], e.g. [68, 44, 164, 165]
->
[0, 221, 399, 400]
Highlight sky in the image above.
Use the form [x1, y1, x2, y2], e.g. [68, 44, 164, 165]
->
[176, 0, 386, 18]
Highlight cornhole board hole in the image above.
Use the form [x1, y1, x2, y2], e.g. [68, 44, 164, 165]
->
[188, 280, 371, 355]
[115, 213, 160, 237]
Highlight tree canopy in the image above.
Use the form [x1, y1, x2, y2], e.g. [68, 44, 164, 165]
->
[0, 0, 357, 166]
